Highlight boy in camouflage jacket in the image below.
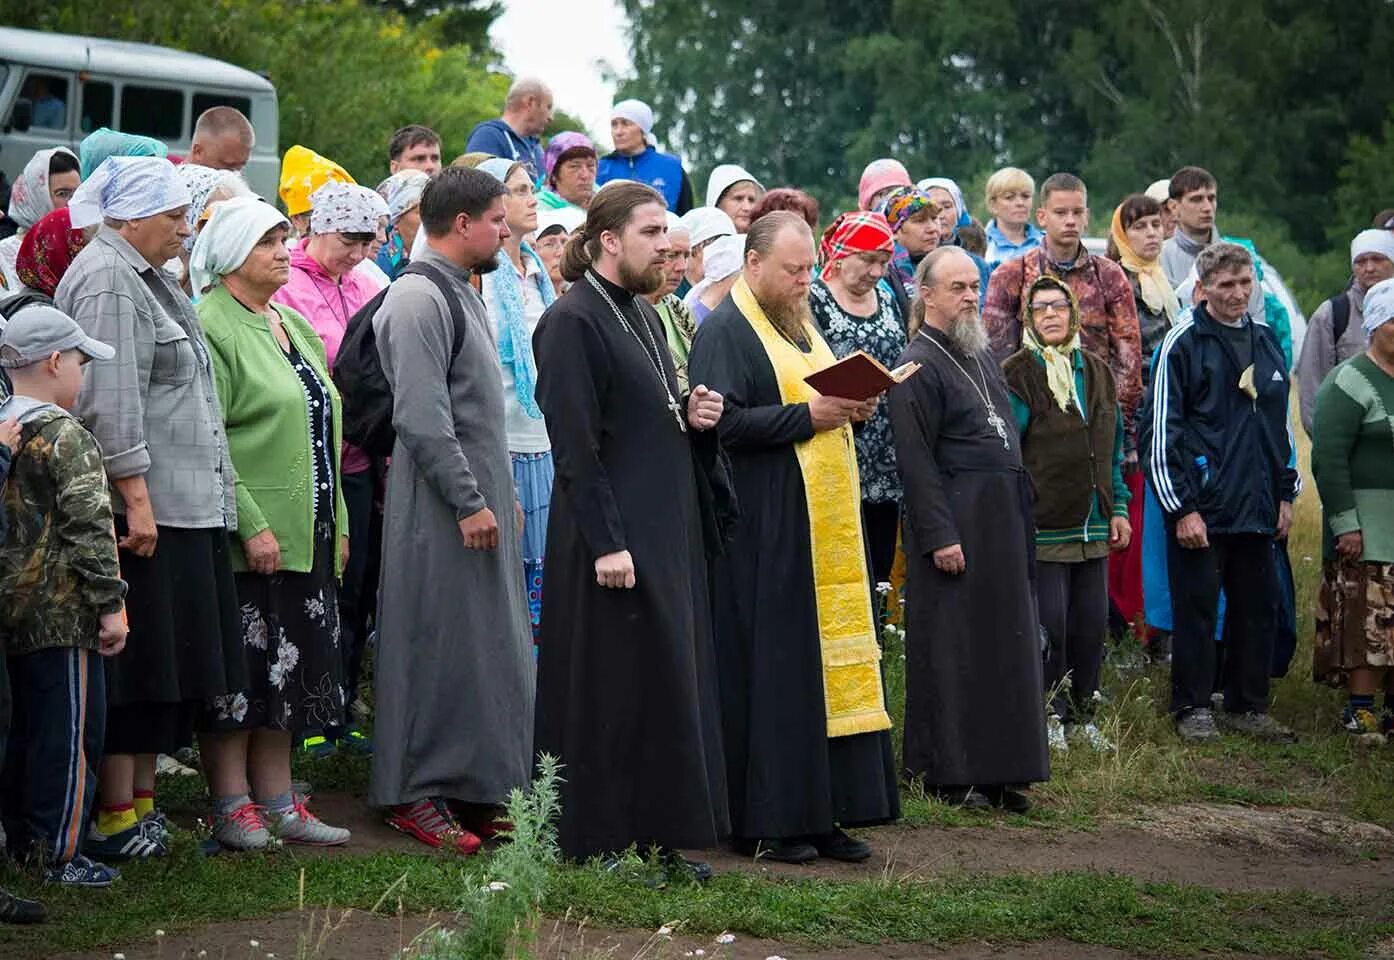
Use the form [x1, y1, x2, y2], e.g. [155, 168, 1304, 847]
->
[0, 305, 128, 889]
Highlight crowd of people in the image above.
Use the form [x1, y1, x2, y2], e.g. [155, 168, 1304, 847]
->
[0, 74, 1392, 922]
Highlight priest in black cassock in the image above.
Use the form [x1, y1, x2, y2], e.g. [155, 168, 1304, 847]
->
[687, 212, 900, 865]
[888, 246, 1050, 812]
[532, 181, 735, 877]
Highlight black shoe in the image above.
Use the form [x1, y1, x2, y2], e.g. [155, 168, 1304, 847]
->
[0, 888, 46, 924]
[934, 787, 992, 810]
[659, 848, 713, 883]
[741, 837, 818, 864]
[985, 787, 1032, 814]
[809, 827, 871, 863]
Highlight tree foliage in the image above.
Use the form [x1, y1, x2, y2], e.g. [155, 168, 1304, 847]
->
[618, 0, 1394, 309]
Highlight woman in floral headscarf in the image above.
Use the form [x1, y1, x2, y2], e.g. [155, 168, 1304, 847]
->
[875, 186, 941, 316]
[173, 163, 254, 294]
[12, 207, 91, 301]
[0, 147, 81, 291]
[1004, 274, 1130, 754]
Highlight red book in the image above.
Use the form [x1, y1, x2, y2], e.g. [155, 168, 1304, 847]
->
[804, 350, 921, 401]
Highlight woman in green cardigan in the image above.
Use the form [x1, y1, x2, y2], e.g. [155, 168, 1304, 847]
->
[1312, 277, 1394, 741]
[190, 197, 351, 850]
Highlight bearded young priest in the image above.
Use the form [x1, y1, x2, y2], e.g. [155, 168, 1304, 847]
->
[687, 211, 901, 866]
[888, 246, 1050, 813]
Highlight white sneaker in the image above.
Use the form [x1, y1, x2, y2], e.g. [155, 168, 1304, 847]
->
[155, 753, 199, 777]
[267, 799, 350, 846]
[1047, 714, 1069, 753]
[1069, 721, 1116, 753]
[213, 801, 273, 851]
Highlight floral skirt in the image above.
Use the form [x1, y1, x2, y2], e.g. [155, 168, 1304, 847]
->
[1313, 557, 1394, 686]
[208, 523, 348, 733]
[513, 450, 553, 642]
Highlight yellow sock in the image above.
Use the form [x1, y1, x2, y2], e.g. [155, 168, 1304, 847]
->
[133, 792, 155, 819]
[97, 805, 138, 836]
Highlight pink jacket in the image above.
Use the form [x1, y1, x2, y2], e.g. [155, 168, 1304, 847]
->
[272, 247, 381, 474]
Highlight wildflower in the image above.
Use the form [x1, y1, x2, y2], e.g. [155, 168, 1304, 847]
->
[487, 880, 510, 892]
[250, 941, 260, 949]
[114, 954, 126, 960]
[766, 956, 789, 960]
[155, 930, 166, 937]
[657, 924, 674, 937]
[716, 932, 736, 944]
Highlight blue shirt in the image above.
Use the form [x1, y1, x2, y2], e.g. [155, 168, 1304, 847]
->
[596, 147, 692, 214]
[465, 119, 544, 184]
[985, 220, 1044, 268]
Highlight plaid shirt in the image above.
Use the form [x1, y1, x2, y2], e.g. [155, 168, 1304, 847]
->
[55, 228, 235, 530]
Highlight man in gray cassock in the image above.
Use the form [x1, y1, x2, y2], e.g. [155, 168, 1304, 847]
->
[368, 167, 535, 854]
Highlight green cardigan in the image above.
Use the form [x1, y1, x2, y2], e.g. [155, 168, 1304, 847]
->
[1311, 352, 1394, 563]
[198, 284, 349, 576]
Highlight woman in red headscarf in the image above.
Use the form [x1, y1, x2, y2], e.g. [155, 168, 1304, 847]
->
[12, 207, 90, 303]
[808, 210, 906, 583]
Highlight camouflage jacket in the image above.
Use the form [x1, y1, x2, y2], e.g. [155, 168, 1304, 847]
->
[0, 404, 126, 655]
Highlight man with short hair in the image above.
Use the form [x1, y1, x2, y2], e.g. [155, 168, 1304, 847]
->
[688, 212, 899, 865]
[1160, 166, 1219, 288]
[595, 99, 694, 214]
[983, 173, 1143, 453]
[387, 125, 442, 177]
[1296, 229, 1394, 434]
[369, 167, 535, 854]
[538, 131, 596, 212]
[532, 181, 733, 875]
[889, 246, 1049, 812]
[189, 106, 254, 172]
[1148, 242, 1298, 744]
[465, 78, 552, 184]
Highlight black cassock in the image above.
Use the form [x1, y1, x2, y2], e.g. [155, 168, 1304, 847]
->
[887, 326, 1049, 789]
[688, 298, 900, 843]
[533, 272, 734, 861]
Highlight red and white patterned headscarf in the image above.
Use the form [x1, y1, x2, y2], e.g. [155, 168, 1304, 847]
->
[818, 211, 894, 279]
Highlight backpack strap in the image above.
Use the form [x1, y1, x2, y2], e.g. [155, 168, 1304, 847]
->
[1330, 291, 1351, 346]
[400, 261, 470, 364]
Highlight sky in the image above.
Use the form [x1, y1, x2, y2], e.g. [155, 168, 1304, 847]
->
[489, 0, 631, 145]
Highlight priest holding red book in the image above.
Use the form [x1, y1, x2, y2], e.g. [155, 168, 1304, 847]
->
[688, 211, 901, 867]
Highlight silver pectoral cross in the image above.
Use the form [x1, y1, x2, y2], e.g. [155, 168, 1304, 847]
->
[669, 396, 688, 433]
[986, 408, 1010, 449]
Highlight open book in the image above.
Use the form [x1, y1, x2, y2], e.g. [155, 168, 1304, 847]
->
[804, 351, 922, 401]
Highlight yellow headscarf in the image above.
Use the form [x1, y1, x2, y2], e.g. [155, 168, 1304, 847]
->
[1111, 203, 1179, 321]
[1023, 275, 1082, 413]
[278, 145, 356, 217]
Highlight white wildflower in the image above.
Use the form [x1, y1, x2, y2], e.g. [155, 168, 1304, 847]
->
[250, 941, 260, 949]
[716, 932, 736, 944]
[694, 952, 705, 957]
[657, 924, 674, 937]
[487, 880, 510, 892]
[155, 929, 165, 937]
[766, 956, 789, 960]
[114, 954, 126, 960]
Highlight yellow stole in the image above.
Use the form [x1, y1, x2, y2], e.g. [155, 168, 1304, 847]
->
[730, 277, 892, 738]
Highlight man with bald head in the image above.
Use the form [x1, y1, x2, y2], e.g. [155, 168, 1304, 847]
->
[465, 77, 553, 183]
[189, 106, 254, 171]
[689, 211, 900, 866]
[889, 246, 1050, 813]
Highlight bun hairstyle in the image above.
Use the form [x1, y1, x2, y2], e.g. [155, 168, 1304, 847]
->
[561, 181, 666, 282]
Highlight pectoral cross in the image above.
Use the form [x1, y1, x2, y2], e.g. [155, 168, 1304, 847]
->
[986, 407, 1010, 450]
[670, 396, 688, 433]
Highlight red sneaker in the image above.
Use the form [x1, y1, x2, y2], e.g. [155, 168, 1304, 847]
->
[385, 798, 481, 856]
[453, 802, 513, 841]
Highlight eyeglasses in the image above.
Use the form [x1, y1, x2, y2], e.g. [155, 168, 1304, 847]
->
[1030, 298, 1071, 316]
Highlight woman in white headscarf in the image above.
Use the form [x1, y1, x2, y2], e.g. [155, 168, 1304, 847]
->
[172, 163, 254, 293]
[194, 196, 352, 849]
[0, 146, 81, 290]
[706, 163, 765, 234]
[56, 156, 247, 862]
[683, 232, 745, 324]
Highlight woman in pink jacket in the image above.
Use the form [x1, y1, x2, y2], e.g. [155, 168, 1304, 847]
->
[271, 181, 388, 754]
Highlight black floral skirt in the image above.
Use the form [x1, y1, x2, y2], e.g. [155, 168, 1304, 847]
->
[207, 523, 347, 734]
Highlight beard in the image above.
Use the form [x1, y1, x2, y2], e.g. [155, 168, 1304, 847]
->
[757, 289, 813, 342]
[618, 256, 665, 296]
[946, 309, 989, 356]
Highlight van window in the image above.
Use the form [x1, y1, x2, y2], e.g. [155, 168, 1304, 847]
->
[80, 81, 114, 133]
[22, 72, 68, 130]
[120, 85, 183, 140]
[192, 93, 252, 121]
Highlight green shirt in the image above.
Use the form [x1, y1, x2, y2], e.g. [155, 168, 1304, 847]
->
[1312, 352, 1394, 563]
[198, 285, 349, 576]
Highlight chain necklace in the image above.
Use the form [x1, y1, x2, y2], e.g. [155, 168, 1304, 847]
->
[585, 270, 686, 432]
[918, 330, 1010, 449]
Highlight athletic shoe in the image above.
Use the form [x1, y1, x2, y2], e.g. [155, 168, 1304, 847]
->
[85, 821, 168, 861]
[659, 848, 713, 883]
[299, 734, 338, 759]
[1344, 707, 1383, 736]
[1068, 721, 1116, 752]
[155, 753, 199, 777]
[1218, 711, 1297, 743]
[139, 810, 170, 841]
[809, 827, 872, 863]
[1046, 714, 1069, 753]
[1176, 707, 1220, 743]
[212, 801, 273, 851]
[385, 799, 481, 855]
[267, 799, 350, 846]
[336, 728, 373, 756]
[0, 889, 46, 924]
[46, 855, 120, 888]
[741, 838, 818, 864]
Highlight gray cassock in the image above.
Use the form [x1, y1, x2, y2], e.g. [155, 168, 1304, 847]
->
[368, 247, 535, 807]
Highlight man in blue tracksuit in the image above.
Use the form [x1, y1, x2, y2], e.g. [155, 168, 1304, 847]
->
[465, 78, 552, 184]
[595, 99, 694, 215]
[1146, 242, 1299, 744]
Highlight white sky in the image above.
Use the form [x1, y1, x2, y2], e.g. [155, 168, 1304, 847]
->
[489, 0, 631, 145]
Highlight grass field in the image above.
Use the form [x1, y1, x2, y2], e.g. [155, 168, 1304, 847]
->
[4, 411, 1394, 960]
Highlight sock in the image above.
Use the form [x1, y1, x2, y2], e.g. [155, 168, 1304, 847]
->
[260, 791, 294, 814]
[213, 793, 252, 819]
[97, 803, 137, 836]
[133, 790, 155, 819]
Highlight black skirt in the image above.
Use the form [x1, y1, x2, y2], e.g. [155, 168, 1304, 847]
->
[107, 520, 246, 710]
[205, 523, 347, 735]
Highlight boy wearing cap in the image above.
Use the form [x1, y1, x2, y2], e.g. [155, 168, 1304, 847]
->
[0, 305, 128, 888]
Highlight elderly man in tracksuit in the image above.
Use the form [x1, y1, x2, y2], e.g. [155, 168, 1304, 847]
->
[1146, 242, 1299, 744]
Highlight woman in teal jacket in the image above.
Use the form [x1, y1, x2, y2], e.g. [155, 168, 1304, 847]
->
[191, 197, 352, 851]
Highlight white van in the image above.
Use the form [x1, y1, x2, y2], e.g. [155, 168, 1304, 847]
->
[0, 27, 279, 200]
